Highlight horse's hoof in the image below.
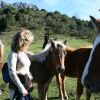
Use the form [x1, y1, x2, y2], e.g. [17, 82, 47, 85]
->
[63, 92, 68, 100]
[64, 95, 68, 100]
[60, 99, 64, 100]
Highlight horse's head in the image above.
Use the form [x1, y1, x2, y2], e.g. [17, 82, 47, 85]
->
[45, 39, 67, 73]
[90, 15, 100, 34]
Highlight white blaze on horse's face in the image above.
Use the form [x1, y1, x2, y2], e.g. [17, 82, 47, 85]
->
[50, 40, 67, 73]
[81, 35, 100, 86]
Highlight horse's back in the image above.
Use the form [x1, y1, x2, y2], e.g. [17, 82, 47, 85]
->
[65, 47, 91, 77]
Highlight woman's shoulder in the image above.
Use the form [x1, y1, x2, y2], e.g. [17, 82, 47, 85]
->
[8, 51, 18, 58]
[25, 51, 34, 56]
[9, 51, 17, 54]
[7, 51, 18, 63]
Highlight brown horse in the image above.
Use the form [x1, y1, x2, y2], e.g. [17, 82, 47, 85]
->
[56, 45, 92, 100]
[30, 39, 67, 100]
[81, 16, 100, 93]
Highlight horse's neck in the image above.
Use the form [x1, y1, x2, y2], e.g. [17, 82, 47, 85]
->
[46, 52, 52, 65]
[46, 52, 55, 72]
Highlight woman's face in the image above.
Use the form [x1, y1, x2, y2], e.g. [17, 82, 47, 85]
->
[20, 30, 34, 45]
[11, 30, 34, 52]
[20, 44, 29, 52]
[18, 30, 34, 52]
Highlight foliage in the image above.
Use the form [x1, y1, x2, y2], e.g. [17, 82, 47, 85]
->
[0, 5, 95, 39]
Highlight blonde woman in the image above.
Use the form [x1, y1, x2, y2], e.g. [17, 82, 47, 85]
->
[7, 30, 48, 100]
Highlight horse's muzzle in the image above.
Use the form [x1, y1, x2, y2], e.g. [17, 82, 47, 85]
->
[57, 66, 65, 73]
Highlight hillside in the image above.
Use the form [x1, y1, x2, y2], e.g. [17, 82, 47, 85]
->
[0, 1, 39, 10]
[0, 1, 95, 39]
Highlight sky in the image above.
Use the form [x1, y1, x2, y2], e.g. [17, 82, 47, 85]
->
[3, 0, 100, 20]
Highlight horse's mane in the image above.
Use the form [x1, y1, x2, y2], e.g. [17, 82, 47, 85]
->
[43, 42, 51, 52]
[32, 41, 51, 63]
[43, 40, 66, 51]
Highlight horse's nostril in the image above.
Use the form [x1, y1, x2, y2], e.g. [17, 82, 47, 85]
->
[57, 67, 60, 72]
[61, 68, 65, 73]
[57, 67, 64, 73]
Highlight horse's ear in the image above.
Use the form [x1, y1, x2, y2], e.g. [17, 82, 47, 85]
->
[90, 16, 100, 33]
[90, 16, 96, 24]
[63, 39, 67, 45]
[49, 39, 55, 48]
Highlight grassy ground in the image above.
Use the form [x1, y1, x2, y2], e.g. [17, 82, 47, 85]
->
[0, 33, 100, 100]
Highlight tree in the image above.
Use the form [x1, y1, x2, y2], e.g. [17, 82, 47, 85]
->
[0, 16, 7, 31]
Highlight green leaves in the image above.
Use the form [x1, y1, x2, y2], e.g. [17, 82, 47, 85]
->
[0, 7, 95, 39]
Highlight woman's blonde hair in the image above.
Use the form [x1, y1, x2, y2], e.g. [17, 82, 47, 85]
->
[11, 30, 34, 52]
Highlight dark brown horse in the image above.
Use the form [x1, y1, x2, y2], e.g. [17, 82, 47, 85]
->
[43, 33, 49, 49]
[30, 39, 67, 100]
[56, 45, 92, 100]
[81, 16, 100, 93]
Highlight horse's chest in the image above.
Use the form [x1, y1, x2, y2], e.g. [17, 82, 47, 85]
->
[31, 63, 53, 83]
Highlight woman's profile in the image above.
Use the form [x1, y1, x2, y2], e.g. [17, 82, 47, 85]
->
[7, 30, 48, 100]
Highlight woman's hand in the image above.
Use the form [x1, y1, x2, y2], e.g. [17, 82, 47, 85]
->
[23, 90, 28, 96]
[21, 88, 28, 96]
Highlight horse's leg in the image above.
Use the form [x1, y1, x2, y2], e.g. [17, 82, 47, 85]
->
[61, 74, 68, 99]
[76, 78, 83, 100]
[86, 89, 91, 100]
[56, 74, 64, 100]
[37, 77, 53, 100]
[44, 78, 53, 100]
[38, 83, 47, 100]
